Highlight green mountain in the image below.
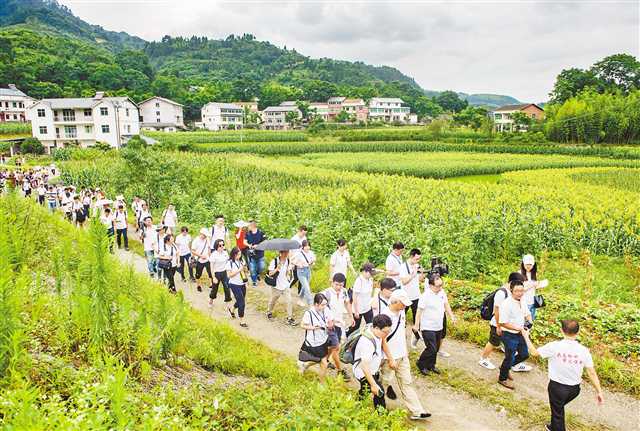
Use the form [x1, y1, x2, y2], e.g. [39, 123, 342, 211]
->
[0, 0, 519, 120]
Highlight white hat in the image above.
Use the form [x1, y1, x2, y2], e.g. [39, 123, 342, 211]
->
[199, 227, 210, 236]
[389, 289, 412, 306]
[522, 254, 535, 265]
[233, 220, 249, 228]
[116, 195, 124, 200]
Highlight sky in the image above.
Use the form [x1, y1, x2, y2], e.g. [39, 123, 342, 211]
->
[58, 0, 639, 102]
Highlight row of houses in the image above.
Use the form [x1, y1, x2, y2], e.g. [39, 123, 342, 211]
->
[1, 84, 545, 152]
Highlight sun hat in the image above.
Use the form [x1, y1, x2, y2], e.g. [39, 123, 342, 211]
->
[199, 227, 210, 236]
[522, 254, 535, 265]
[233, 220, 249, 228]
[390, 289, 412, 306]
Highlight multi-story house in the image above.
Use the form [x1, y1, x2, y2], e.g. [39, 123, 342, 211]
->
[368, 98, 411, 123]
[309, 103, 330, 121]
[201, 102, 244, 131]
[262, 105, 301, 130]
[492, 103, 545, 132]
[233, 100, 259, 113]
[0, 84, 35, 122]
[341, 98, 368, 122]
[327, 96, 346, 119]
[139, 96, 184, 131]
[29, 92, 140, 152]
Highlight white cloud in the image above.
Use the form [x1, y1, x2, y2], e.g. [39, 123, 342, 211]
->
[60, 0, 639, 102]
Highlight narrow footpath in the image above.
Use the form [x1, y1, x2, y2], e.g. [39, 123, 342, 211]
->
[115, 244, 639, 431]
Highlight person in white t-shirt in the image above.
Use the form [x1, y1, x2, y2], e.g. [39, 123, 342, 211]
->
[36, 183, 46, 205]
[293, 240, 316, 306]
[225, 247, 248, 327]
[329, 238, 356, 281]
[191, 228, 212, 293]
[175, 227, 194, 282]
[266, 250, 296, 325]
[141, 217, 159, 278]
[210, 214, 229, 251]
[371, 277, 395, 317]
[479, 272, 525, 370]
[381, 289, 430, 421]
[157, 233, 179, 293]
[161, 204, 178, 234]
[289, 225, 308, 293]
[399, 248, 424, 348]
[347, 263, 375, 337]
[353, 314, 394, 410]
[497, 279, 532, 389]
[298, 293, 332, 381]
[321, 273, 353, 381]
[100, 208, 115, 248]
[72, 196, 86, 228]
[209, 238, 233, 312]
[113, 204, 129, 250]
[136, 202, 151, 236]
[413, 273, 456, 374]
[523, 320, 604, 431]
[385, 242, 405, 287]
[520, 254, 549, 321]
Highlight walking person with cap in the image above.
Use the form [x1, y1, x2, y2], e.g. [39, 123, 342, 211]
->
[380, 289, 431, 421]
[385, 242, 405, 288]
[520, 254, 549, 322]
[523, 320, 604, 431]
[191, 227, 213, 293]
[347, 262, 376, 337]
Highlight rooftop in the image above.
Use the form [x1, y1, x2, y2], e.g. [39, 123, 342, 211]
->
[370, 97, 404, 104]
[140, 96, 183, 107]
[35, 95, 134, 110]
[494, 103, 543, 112]
[0, 85, 29, 98]
[203, 102, 243, 110]
[263, 105, 300, 112]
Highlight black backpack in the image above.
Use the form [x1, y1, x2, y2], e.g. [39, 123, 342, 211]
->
[480, 287, 507, 320]
[265, 257, 280, 287]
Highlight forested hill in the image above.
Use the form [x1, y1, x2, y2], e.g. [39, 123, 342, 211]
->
[0, 0, 519, 118]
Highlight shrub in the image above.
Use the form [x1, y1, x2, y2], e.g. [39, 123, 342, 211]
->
[20, 137, 44, 155]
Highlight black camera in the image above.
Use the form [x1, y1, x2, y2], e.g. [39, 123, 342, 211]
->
[427, 256, 449, 277]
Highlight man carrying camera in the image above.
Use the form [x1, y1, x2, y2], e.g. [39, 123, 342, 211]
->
[497, 278, 532, 389]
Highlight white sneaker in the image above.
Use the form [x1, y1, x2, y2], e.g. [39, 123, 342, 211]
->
[512, 363, 532, 372]
[478, 358, 496, 370]
[297, 360, 306, 374]
[297, 299, 306, 307]
[438, 350, 451, 358]
[499, 345, 505, 353]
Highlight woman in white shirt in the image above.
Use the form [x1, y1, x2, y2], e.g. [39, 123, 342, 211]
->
[294, 240, 316, 306]
[226, 247, 248, 327]
[175, 227, 194, 282]
[329, 239, 356, 281]
[161, 204, 178, 234]
[346, 263, 375, 337]
[520, 254, 548, 321]
[158, 234, 179, 293]
[209, 239, 233, 313]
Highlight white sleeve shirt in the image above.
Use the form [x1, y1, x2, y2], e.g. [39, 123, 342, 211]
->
[399, 261, 420, 301]
[352, 332, 382, 380]
[538, 339, 594, 386]
[385, 253, 403, 286]
[498, 297, 530, 334]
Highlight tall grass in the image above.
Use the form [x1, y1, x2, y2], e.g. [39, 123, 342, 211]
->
[0, 122, 31, 136]
[144, 130, 308, 144]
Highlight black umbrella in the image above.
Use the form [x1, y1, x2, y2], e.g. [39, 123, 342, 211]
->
[255, 238, 300, 251]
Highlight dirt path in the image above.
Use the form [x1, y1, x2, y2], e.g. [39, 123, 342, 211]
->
[115, 248, 520, 431]
[115, 245, 639, 431]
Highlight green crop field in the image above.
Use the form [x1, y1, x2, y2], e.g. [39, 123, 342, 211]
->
[293, 151, 640, 178]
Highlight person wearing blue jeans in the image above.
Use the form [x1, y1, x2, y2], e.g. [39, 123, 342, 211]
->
[497, 279, 531, 389]
[145, 250, 157, 278]
[293, 240, 315, 306]
[244, 221, 266, 286]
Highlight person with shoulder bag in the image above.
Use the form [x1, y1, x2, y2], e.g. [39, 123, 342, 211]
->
[226, 247, 248, 327]
[158, 233, 179, 293]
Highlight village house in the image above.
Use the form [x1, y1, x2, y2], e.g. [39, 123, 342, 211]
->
[138, 96, 184, 132]
[201, 102, 244, 131]
[29, 92, 139, 152]
[341, 98, 368, 122]
[368, 97, 411, 123]
[233, 100, 259, 113]
[262, 105, 301, 130]
[327, 96, 346, 119]
[492, 103, 545, 132]
[308, 102, 330, 121]
[0, 84, 35, 122]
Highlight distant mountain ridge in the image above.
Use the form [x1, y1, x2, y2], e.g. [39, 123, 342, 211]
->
[0, 0, 521, 116]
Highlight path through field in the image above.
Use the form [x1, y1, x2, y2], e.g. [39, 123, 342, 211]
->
[115, 245, 639, 431]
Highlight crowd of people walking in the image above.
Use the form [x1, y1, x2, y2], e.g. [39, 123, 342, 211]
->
[1, 164, 605, 431]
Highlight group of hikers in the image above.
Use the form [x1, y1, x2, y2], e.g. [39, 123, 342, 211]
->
[5, 165, 605, 431]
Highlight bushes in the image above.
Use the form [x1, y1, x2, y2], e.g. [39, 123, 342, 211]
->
[545, 90, 640, 144]
[0, 122, 31, 136]
[20, 137, 44, 155]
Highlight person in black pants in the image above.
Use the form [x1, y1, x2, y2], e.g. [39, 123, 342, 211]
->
[522, 320, 604, 431]
[226, 247, 248, 328]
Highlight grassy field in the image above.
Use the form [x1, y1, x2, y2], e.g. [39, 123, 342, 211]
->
[56, 147, 640, 395]
[293, 151, 640, 178]
[0, 122, 31, 137]
[0, 195, 407, 429]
